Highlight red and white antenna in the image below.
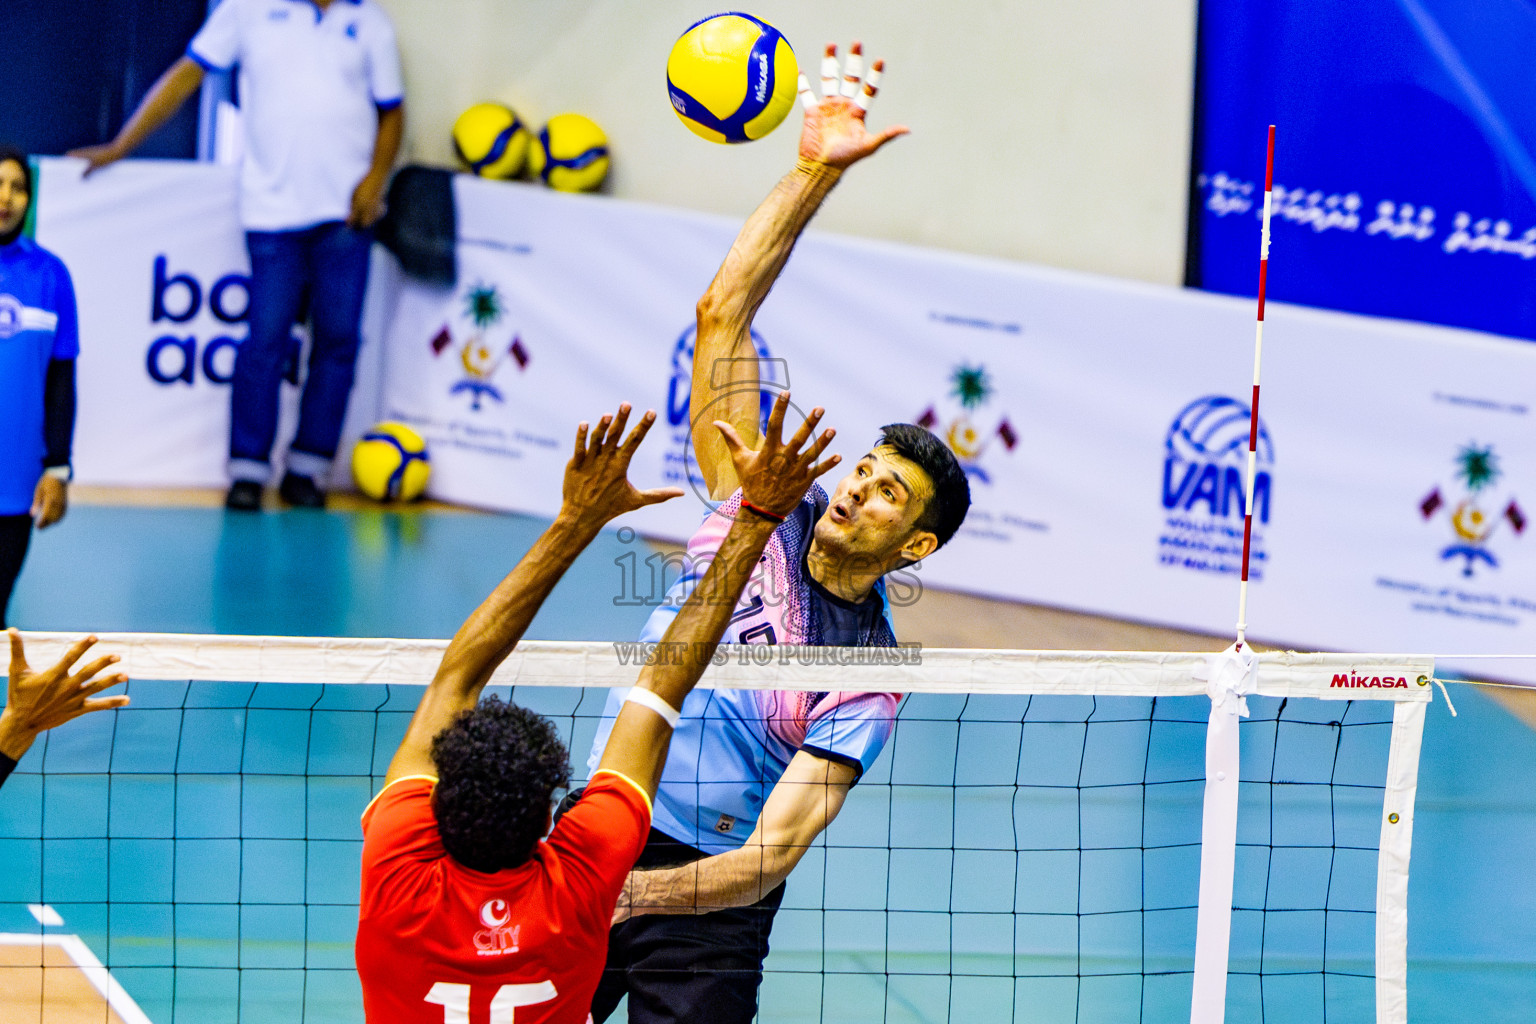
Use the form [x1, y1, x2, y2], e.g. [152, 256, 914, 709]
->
[1235, 125, 1276, 650]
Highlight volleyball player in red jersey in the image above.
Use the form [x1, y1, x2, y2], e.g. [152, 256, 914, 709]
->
[355, 394, 837, 1024]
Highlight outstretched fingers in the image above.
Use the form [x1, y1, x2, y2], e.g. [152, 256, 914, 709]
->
[840, 42, 865, 98]
[586, 413, 615, 459]
[782, 405, 825, 456]
[761, 391, 791, 449]
[81, 694, 132, 715]
[634, 486, 685, 507]
[80, 671, 129, 699]
[713, 419, 750, 460]
[618, 409, 658, 458]
[603, 404, 634, 455]
[797, 73, 817, 111]
[572, 422, 591, 465]
[70, 653, 122, 690]
[809, 452, 843, 479]
[47, 634, 98, 679]
[8, 628, 27, 680]
[819, 44, 839, 105]
[855, 59, 885, 113]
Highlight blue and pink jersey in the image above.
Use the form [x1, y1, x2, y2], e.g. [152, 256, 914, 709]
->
[587, 486, 901, 854]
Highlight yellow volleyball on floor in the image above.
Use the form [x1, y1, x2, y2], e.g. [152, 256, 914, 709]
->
[666, 12, 798, 144]
[452, 102, 531, 179]
[352, 423, 431, 502]
[527, 113, 610, 192]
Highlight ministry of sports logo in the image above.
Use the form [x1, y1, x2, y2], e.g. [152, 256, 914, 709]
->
[1419, 442, 1525, 577]
[428, 282, 530, 411]
[473, 898, 521, 956]
[915, 363, 1017, 485]
[1158, 395, 1273, 577]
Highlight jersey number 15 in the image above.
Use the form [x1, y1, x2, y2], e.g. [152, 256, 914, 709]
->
[425, 981, 557, 1023]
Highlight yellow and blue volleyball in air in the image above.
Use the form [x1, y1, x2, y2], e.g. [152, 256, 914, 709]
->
[352, 422, 431, 502]
[667, 13, 798, 144]
[527, 113, 610, 192]
[452, 102, 530, 179]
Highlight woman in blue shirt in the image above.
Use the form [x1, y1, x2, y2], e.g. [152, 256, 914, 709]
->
[0, 147, 77, 626]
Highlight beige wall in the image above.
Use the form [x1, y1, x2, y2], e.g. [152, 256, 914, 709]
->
[371, 0, 1198, 285]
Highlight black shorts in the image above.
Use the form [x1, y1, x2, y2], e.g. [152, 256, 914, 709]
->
[556, 791, 786, 1024]
[0, 514, 32, 628]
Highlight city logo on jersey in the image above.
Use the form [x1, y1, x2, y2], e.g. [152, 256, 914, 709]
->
[429, 282, 530, 411]
[0, 294, 22, 338]
[662, 322, 783, 500]
[915, 364, 1017, 486]
[473, 898, 521, 956]
[1419, 443, 1525, 577]
[1158, 395, 1273, 577]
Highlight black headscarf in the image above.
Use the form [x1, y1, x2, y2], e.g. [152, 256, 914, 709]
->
[0, 145, 34, 248]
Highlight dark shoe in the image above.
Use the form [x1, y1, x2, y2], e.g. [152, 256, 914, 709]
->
[278, 472, 326, 509]
[225, 480, 263, 512]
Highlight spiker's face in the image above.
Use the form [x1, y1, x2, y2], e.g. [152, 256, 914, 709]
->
[814, 445, 937, 574]
[0, 161, 29, 237]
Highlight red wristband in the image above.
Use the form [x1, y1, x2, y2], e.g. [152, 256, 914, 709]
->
[740, 499, 786, 524]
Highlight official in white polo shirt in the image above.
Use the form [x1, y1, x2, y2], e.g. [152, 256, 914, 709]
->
[71, 0, 404, 511]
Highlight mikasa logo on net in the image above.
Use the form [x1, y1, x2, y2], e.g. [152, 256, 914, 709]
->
[473, 899, 521, 956]
[1330, 673, 1408, 689]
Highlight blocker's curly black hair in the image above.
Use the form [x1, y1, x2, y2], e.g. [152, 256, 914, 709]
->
[430, 695, 571, 873]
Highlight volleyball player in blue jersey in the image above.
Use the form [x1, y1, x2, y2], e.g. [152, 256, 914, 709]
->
[582, 46, 972, 1024]
[0, 148, 78, 627]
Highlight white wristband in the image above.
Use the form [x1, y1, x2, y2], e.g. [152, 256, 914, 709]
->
[624, 686, 681, 728]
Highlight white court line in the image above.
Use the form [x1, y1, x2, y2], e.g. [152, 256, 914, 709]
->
[28, 904, 64, 926]
[0, 932, 155, 1024]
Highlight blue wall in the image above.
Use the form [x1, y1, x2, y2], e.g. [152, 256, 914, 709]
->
[0, 0, 206, 157]
[1190, 0, 1536, 342]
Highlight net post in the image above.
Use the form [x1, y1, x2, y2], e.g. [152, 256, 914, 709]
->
[1376, 697, 1427, 1024]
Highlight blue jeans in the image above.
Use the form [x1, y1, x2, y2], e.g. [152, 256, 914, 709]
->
[230, 222, 372, 483]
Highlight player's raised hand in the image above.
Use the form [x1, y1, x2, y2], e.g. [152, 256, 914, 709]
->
[0, 631, 129, 760]
[796, 42, 909, 170]
[561, 404, 684, 527]
[716, 391, 839, 519]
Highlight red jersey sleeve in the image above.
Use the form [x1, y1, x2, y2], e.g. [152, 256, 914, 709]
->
[544, 770, 651, 930]
[360, 776, 445, 916]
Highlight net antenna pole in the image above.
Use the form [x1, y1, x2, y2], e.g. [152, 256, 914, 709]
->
[1235, 125, 1277, 651]
[1190, 126, 1277, 1024]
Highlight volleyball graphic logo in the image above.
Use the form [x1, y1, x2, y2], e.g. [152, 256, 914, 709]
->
[666, 13, 798, 143]
[1159, 395, 1274, 578]
[452, 102, 531, 179]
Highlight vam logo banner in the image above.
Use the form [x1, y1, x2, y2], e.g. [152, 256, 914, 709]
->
[1158, 395, 1272, 577]
[662, 322, 781, 499]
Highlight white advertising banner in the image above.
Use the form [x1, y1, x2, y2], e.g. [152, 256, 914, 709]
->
[33, 158, 387, 490]
[32, 160, 1536, 674]
[380, 177, 1536, 675]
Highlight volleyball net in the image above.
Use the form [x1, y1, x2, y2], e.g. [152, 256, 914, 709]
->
[0, 632, 1437, 1024]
